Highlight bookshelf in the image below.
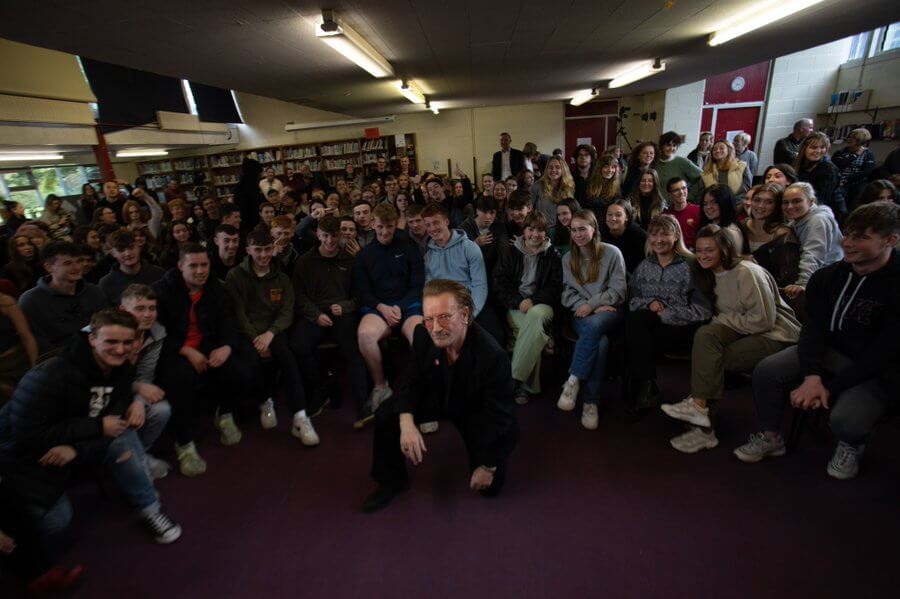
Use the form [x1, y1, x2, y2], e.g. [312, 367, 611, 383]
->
[134, 133, 418, 202]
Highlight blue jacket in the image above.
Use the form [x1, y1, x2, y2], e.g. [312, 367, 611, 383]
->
[424, 230, 488, 315]
[353, 234, 425, 309]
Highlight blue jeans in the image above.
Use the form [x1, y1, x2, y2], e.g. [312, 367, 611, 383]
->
[104, 429, 161, 515]
[139, 400, 171, 452]
[569, 311, 622, 404]
[28, 495, 73, 537]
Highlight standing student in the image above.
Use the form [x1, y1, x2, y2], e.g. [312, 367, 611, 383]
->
[493, 212, 562, 404]
[0, 309, 183, 543]
[225, 228, 318, 446]
[354, 204, 425, 408]
[601, 200, 648, 274]
[557, 210, 626, 429]
[663, 177, 701, 248]
[795, 132, 844, 220]
[782, 182, 844, 301]
[654, 132, 703, 203]
[660, 225, 800, 454]
[735, 203, 899, 479]
[624, 215, 712, 411]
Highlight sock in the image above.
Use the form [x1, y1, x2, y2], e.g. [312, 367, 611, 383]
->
[294, 410, 307, 422]
[567, 375, 579, 386]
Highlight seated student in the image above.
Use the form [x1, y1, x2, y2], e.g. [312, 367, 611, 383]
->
[199, 196, 221, 244]
[493, 211, 562, 404]
[402, 203, 429, 256]
[699, 184, 744, 252]
[3, 234, 42, 294]
[557, 210, 626, 430]
[158, 220, 195, 270]
[660, 225, 801, 454]
[782, 182, 844, 301]
[352, 200, 376, 249]
[663, 177, 701, 248]
[258, 200, 277, 230]
[219, 203, 242, 232]
[742, 183, 800, 287]
[225, 228, 318, 446]
[118, 284, 172, 479]
[601, 199, 648, 274]
[0, 290, 39, 403]
[80, 224, 118, 284]
[625, 215, 712, 411]
[354, 203, 425, 407]
[296, 198, 326, 254]
[362, 280, 518, 513]
[461, 196, 507, 276]
[734, 203, 900, 478]
[423, 202, 501, 346]
[209, 224, 240, 281]
[421, 172, 473, 228]
[626, 167, 668, 230]
[338, 216, 361, 257]
[654, 131, 703, 203]
[0, 478, 84, 595]
[20, 242, 107, 357]
[270, 215, 299, 273]
[552, 198, 581, 255]
[0, 308, 182, 543]
[151, 244, 252, 476]
[98, 230, 164, 305]
[290, 216, 370, 427]
[505, 190, 532, 238]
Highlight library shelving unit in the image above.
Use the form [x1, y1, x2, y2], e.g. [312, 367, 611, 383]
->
[134, 133, 417, 201]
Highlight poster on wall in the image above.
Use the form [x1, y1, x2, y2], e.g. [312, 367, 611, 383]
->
[395, 134, 406, 147]
[576, 137, 592, 146]
[726, 130, 744, 143]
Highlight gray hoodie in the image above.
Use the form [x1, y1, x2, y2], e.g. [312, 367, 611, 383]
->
[20, 276, 108, 355]
[424, 230, 488, 315]
[791, 204, 844, 286]
[515, 235, 551, 298]
[561, 243, 627, 311]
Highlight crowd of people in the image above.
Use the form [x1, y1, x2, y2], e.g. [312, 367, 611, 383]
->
[0, 125, 898, 594]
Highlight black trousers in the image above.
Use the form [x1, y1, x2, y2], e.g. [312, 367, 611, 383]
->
[624, 309, 699, 380]
[290, 315, 368, 411]
[243, 332, 307, 414]
[370, 397, 516, 494]
[157, 349, 253, 445]
[475, 305, 506, 347]
[0, 480, 49, 582]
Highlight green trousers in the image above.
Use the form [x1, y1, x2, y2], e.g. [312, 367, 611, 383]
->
[507, 304, 554, 393]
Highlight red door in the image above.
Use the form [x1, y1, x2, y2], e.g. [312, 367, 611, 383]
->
[564, 100, 619, 162]
[713, 107, 761, 150]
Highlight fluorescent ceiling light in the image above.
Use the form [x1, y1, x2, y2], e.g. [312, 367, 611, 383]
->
[316, 16, 394, 78]
[397, 80, 425, 104]
[609, 60, 665, 89]
[570, 89, 597, 106]
[116, 149, 169, 158]
[0, 153, 63, 161]
[430, 106, 440, 115]
[709, 0, 825, 46]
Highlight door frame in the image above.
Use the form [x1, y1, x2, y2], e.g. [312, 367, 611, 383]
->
[707, 101, 766, 151]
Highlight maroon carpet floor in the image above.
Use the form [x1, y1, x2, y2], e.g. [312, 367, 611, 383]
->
[5, 359, 899, 598]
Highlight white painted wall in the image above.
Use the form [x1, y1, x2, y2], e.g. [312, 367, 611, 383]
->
[662, 80, 706, 157]
[758, 37, 853, 169]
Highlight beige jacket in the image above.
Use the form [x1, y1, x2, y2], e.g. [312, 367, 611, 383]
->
[712, 260, 800, 343]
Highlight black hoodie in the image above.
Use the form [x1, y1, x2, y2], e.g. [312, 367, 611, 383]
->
[799, 250, 900, 395]
[0, 334, 134, 507]
[233, 158, 265, 237]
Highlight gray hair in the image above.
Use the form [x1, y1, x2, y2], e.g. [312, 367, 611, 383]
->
[734, 132, 751, 144]
[785, 181, 817, 204]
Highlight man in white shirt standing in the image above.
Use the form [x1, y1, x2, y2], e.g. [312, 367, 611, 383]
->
[259, 167, 284, 197]
[492, 132, 525, 182]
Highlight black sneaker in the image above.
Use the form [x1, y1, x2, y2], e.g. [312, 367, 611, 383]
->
[362, 483, 408, 513]
[143, 511, 183, 544]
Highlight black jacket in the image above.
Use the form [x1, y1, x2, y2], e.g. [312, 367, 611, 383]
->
[233, 158, 265, 237]
[151, 267, 239, 356]
[493, 242, 563, 310]
[0, 334, 134, 507]
[460, 217, 507, 281]
[799, 160, 843, 216]
[799, 250, 900, 396]
[601, 223, 648, 274]
[395, 323, 518, 467]
[492, 148, 526, 181]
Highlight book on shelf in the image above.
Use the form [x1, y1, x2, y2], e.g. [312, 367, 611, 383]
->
[321, 141, 360, 156]
[361, 139, 386, 151]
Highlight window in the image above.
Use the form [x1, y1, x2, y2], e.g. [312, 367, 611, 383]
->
[844, 22, 899, 63]
[883, 22, 900, 52]
[847, 31, 870, 61]
[1, 166, 98, 219]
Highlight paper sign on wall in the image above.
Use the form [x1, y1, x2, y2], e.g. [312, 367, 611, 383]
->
[395, 134, 406, 147]
[726, 130, 744, 142]
[576, 137, 592, 146]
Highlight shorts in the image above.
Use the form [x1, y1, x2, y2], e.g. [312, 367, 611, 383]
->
[361, 302, 423, 325]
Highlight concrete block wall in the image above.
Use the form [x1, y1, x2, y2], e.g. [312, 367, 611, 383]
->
[662, 80, 706, 157]
[758, 37, 853, 169]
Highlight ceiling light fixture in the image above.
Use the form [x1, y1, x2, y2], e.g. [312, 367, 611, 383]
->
[315, 9, 394, 78]
[397, 80, 425, 104]
[570, 88, 598, 106]
[708, 0, 825, 46]
[425, 99, 439, 114]
[116, 149, 169, 158]
[0, 153, 63, 162]
[608, 59, 666, 89]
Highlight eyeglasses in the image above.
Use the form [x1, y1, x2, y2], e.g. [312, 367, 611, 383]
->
[423, 311, 458, 328]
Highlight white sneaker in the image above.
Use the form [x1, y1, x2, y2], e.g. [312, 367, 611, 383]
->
[670, 427, 719, 454]
[291, 414, 320, 446]
[660, 396, 711, 428]
[827, 441, 861, 480]
[260, 398, 277, 429]
[581, 403, 599, 430]
[419, 421, 439, 434]
[557, 379, 579, 411]
[369, 385, 393, 411]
